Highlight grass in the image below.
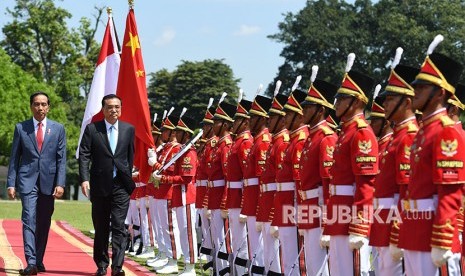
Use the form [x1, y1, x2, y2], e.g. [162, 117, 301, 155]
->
[0, 200, 208, 275]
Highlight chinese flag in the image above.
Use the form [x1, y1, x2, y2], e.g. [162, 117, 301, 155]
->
[116, 8, 154, 183]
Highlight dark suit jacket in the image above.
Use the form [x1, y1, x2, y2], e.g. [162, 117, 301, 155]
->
[7, 118, 67, 195]
[78, 120, 135, 197]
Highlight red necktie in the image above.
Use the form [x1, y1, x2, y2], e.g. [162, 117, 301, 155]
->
[37, 122, 43, 152]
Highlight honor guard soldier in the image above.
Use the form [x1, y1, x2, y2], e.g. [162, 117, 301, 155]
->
[256, 82, 288, 275]
[225, 91, 253, 275]
[242, 93, 273, 274]
[368, 85, 393, 154]
[148, 111, 181, 271]
[271, 77, 308, 276]
[153, 113, 199, 275]
[204, 99, 236, 274]
[399, 35, 465, 275]
[196, 98, 217, 266]
[323, 53, 378, 276]
[369, 49, 419, 276]
[298, 66, 338, 276]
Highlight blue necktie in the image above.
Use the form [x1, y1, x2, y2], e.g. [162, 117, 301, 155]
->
[109, 125, 117, 177]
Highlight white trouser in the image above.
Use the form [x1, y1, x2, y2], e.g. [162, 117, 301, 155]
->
[247, 216, 264, 274]
[197, 208, 213, 262]
[126, 200, 141, 237]
[147, 196, 158, 249]
[229, 208, 248, 275]
[175, 204, 198, 264]
[302, 228, 329, 276]
[155, 198, 181, 259]
[373, 246, 402, 276]
[278, 226, 300, 276]
[138, 197, 150, 246]
[211, 209, 230, 274]
[404, 250, 461, 276]
[262, 222, 281, 274]
[329, 235, 371, 276]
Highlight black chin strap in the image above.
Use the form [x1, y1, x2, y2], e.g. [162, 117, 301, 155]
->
[376, 118, 387, 138]
[338, 97, 356, 120]
[305, 106, 320, 125]
[180, 132, 186, 144]
[386, 95, 405, 121]
[289, 112, 298, 131]
[270, 116, 282, 134]
[419, 87, 438, 113]
[234, 118, 245, 135]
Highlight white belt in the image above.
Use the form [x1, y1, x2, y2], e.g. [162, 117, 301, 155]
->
[276, 182, 295, 192]
[373, 195, 398, 210]
[208, 180, 226, 188]
[329, 184, 354, 196]
[196, 180, 208, 187]
[135, 182, 146, 187]
[261, 183, 277, 192]
[402, 197, 437, 212]
[299, 187, 322, 201]
[244, 178, 259, 186]
[227, 181, 243, 189]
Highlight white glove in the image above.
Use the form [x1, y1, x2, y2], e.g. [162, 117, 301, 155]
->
[270, 226, 279, 238]
[320, 235, 330, 248]
[152, 171, 162, 181]
[221, 209, 229, 219]
[131, 170, 139, 178]
[148, 156, 157, 166]
[204, 208, 212, 220]
[389, 244, 404, 261]
[431, 247, 453, 267]
[348, 234, 366, 250]
[256, 222, 263, 232]
[147, 148, 157, 158]
[239, 214, 248, 223]
[298, 229, 305, 236]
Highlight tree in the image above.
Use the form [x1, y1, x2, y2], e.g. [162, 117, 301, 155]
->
[148, 59, 241, 123]
[267, 0, 465, 97]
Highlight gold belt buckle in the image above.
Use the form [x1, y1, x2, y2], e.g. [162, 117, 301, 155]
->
[330, 185, 336, 196]
[208, 181, 213, 188]
[299, 190, 306, 201]
[402, 199, 410, 211]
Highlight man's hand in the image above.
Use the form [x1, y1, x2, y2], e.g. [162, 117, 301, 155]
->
[53, 186, 64, 199]
[270, 226, 279, 238]
[221, 209, 229, 219]
[256, 222, 263, 232]
[348, 234, 366, 250]
[7, 188, 15, 199]
[320, 235, 330, 248]
[431, 247, 453, 267]
[389, 244, 404, 261]
[239, 214, 247, 223]
[204, 208, 212, 220]
[81, 181, 90, 198]
[148, 148, 157, 166]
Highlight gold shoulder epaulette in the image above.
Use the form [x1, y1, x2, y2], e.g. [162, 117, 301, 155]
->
[225, 137, 232, 145]
[283, 133, 290, 142]
[321, 125, 334, 135]
[356, 118, 368, 129]
[298, 131, 307, 141]
[440, 115, 454, 127]
[407, 122, 419, 133]
[262, 133, 270, 142]
[211, 139, 217, 147]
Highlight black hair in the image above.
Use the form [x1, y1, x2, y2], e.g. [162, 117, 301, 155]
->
[101, 94, 122, 107]
[30, 91, 50, 106]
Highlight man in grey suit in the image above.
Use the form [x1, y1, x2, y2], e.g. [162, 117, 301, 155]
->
[7, 91, 67, 275]
[79, 94, 135, 276]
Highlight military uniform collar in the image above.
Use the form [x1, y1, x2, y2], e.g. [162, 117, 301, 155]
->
[394, 116, 416, 132]
[290, 125, 307, 139]
[422, 108, 446, 126]
[309, 120, 326, 134]
[341, 112, 364, 128]
[255, 128, 269, 139]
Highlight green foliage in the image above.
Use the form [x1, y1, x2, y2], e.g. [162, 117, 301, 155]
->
[267, 0, 465, 96]
[148, 59, 241, 123]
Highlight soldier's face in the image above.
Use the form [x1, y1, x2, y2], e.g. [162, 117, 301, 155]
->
[383, 95, 402, 122]
[161, 128, 171, 142]
[213, 119, 223, 136]
[369, 118, 384, 135]
[202, 123, 213, 137]
[303, 104, 318, 125]
[334, 96, 351, 118]
[413, 84, 437, 111]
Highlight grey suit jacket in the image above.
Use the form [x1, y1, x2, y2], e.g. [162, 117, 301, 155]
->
[7, 118, 67, 195]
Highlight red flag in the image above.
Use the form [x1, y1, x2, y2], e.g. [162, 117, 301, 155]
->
[76, 14, 121, 158]
[116, 8, 154, 183]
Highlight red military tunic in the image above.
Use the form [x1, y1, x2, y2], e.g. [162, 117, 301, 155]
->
[146, 144, 164, 198]
[256, 129, 289, 222]
[241, 128, 271, 216]
[225, 131, 253, 209]
[370, 117, 418, 247]
[195, 137, 216, 209]
[272, 125, 309, 227]
[399, 109, 465, 252]
[204, 134, 232, 210]
[160, 147, 197, 208]
[324, 113, 378, 237]
[377, 132, 393, 157]
[298, 121, 337, 229]
[152, 141, 180, 200]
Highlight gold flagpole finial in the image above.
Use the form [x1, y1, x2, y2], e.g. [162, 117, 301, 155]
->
[128, 0, 134, 8]
[106, 7, 112, 15]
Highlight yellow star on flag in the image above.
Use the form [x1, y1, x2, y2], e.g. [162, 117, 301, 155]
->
[125, 32, 140, 57]
[136, 70, 145, 77]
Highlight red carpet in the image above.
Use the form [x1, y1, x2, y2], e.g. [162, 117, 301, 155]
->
[0, 220, 152, 276]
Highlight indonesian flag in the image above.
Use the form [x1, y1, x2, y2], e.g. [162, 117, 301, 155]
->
[76, 14, 121, 158]
[116, 8, 155, 183]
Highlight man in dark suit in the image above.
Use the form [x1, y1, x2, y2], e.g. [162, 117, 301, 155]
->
[7, 91, 67, 275]
[79, 94, 135, 276]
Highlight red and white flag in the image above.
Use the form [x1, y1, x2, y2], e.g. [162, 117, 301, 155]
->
[116, 7, 155, 183]
[76, 13, 121, 158]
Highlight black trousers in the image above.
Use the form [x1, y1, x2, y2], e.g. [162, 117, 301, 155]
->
[91, 179, 130, 270]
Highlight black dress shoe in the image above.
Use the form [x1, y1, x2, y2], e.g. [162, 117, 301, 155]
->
[19, 265, 38, 275]
[95, 267, 107, 276]
[111, 269, 125, 276]
[37, 264, 46, 273]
